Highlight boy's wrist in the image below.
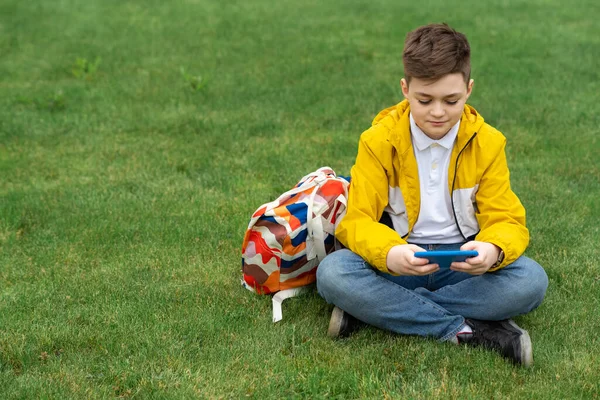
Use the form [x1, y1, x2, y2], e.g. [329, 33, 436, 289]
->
[491, 244, 504, 267]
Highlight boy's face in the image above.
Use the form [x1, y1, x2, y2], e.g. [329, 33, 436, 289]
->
[401, 73, 473, 140]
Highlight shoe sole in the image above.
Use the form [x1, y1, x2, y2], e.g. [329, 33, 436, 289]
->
[506, 319, 533, 367]
[327, 306, 346, 338]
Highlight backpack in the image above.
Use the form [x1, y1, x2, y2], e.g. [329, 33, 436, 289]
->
[241, 167, 350, 322]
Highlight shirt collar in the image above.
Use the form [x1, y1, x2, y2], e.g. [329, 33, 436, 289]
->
[409, 113, 460, 151]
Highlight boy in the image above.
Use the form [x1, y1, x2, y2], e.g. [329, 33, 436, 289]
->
[316, 23, 548, 367]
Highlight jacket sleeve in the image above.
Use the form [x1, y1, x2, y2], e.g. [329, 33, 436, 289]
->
[474, 138, 529, 270]
[335, 131, 406, 273]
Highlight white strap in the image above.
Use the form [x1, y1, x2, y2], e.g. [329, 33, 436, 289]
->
[299, 167, 335, 182]
[309, 217, 326, 261]
[272, 287, 309, 322]
[305, 174, 329, 262]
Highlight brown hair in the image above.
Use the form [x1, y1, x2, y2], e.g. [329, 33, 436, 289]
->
[402, 23, 471, 85]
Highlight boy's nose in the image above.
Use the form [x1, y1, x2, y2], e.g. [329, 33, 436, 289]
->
[430, 103, 445, 117]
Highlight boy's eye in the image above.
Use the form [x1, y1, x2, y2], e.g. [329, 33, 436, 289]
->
[417, 99, 458, 105]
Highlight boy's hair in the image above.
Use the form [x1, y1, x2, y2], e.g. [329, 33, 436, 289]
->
[402, 23, 471, 85]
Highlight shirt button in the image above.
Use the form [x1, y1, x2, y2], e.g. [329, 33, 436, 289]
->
[432, 162, 438, 170]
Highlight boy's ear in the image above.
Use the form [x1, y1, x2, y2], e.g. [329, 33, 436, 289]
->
[400, 78, 409, 98]
[466, 79, 474, 98]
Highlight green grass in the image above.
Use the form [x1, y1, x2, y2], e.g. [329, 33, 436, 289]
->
[1, 0, 599, 398]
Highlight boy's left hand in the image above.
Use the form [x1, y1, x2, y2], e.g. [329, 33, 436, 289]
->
[450, 241, 501, 275]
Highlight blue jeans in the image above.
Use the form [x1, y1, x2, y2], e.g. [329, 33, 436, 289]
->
[316, 244, 548, 342]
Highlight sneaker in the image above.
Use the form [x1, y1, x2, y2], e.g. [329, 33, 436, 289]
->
[327, 306, 359, 338]
[458, 319, 533, 367]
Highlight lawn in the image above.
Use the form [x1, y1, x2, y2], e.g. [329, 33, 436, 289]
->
[1, 0, 599, 398]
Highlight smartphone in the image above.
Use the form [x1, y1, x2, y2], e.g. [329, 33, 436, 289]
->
[413, 250, 479, 267]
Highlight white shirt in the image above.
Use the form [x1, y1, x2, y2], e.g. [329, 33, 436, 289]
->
[408, 113, 464, 244]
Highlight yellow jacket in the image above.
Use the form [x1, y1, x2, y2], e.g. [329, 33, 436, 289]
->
[336, 100, 529, 274]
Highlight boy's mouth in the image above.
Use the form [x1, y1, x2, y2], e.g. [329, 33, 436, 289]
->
[429, 120, 448, 126]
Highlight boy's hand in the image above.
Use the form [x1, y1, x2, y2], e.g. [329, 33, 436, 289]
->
[386, 244, 439, 276]
[450, 241, 501, 275]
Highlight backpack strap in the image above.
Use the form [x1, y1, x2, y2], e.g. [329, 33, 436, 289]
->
[306, 176, 327, 262]
[272, 286, 311, 322]
[306, 170, 349, 262]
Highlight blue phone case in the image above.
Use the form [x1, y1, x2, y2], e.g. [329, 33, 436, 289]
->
[413, 250, 479, 267]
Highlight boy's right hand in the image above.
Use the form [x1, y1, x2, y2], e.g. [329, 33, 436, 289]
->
[386, 244, 439, 276]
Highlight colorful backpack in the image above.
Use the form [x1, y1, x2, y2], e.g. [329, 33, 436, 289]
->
[241, 167, 350, 322]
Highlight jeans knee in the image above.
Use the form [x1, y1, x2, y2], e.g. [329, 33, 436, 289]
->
[513, 257, 549, 309]
[316, 249, 362, 300]
[317, 250, 342, 282]
[316, 250, 347, 293]
[528, 262, 549, 305]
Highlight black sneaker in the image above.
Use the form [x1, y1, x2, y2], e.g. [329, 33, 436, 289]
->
[327, 306, 359, 338]
[458, 319, 533, 367]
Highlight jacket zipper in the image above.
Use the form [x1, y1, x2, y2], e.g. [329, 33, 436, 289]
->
[451, 132, 478, 240]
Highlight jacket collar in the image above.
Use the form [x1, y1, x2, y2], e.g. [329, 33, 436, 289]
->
[373, 100, 484, 154]
[410, 113, 459, 151]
